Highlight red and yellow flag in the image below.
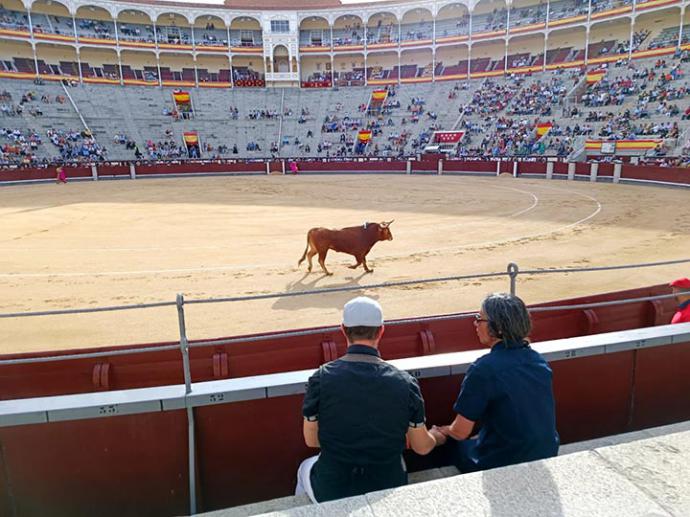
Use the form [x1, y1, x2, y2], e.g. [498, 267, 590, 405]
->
[173, 91, 191, 103]
[586, 69, 606, 84]
[183, 132, 199, 145]
[585, 139, 661, 151]
[535, 122, 553, 139]
[371, 89, 387, 101]
[358, 130, 372, 143]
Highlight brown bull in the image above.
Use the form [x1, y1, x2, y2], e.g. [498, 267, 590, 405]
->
[298, 221, 394, 275]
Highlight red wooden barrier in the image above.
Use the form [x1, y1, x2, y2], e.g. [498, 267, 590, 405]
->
[553, 162, 569, 174]
[135, 162, 266, 175]
[575, 162, 590, 175]
[518, 162, 546, 175]
[0, 411, 189, 516]
[0, 285, 676, 400]
[621, 165, 690, 185]
[632, 342, 690, 428]
[411, 160, 436, 173]
[97, 163, 130, 176]
[293, 160, 405, 172]
[0, 165, 91, 182]
[443, 160, 497, 173]
[2, 338, 688, 515]
[597, 162, 614, 177]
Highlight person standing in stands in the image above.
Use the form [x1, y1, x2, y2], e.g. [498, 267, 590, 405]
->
[296, 296, 442, 503]
[436, 293, 559, 472]
[670, 278, 690, 323]
[56, 164, 67, 184]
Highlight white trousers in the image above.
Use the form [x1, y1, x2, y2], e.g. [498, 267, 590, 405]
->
[295, 454, 319, 504]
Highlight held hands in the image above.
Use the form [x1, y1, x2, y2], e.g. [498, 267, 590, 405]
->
[429, 425, 448, 446]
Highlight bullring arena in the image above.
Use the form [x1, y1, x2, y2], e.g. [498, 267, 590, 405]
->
[1, 172, 688, 354]
[3, 0, 690, 511]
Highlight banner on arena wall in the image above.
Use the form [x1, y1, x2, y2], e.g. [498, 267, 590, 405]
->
[432, 131, 465, 144]
[586, 69, 606, 84]
[357, 130, 372, 143]
[585, 139, 662, 152]
[535, 122, 553, 139]
[371, 89, 387, 101]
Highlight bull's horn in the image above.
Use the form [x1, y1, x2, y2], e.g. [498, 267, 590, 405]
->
[385, 220, 394, 225]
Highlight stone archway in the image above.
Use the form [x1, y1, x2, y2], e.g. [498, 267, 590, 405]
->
[272, 44, 289, 73]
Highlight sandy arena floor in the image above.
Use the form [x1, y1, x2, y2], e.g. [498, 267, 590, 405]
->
[0, 174, 688, 354]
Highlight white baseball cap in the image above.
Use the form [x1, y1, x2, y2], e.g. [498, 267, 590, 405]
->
[342, 296, 384, 327]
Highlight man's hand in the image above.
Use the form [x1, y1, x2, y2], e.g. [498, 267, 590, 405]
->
[430, 426, 447, 446]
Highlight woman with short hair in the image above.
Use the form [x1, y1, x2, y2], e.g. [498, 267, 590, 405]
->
[435, 293, 559, 472]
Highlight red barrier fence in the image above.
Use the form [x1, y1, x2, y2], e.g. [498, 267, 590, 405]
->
[0, 165, 92, 182]
[1, 159, 689, 186]
[0, 284, 677, 401]
[0, 331, 688, 516]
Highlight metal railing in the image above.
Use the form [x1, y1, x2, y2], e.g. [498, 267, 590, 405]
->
[1, 256, 689, 515]
[2, 257, 689, 362]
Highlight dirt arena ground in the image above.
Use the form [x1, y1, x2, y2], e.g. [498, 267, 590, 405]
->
[1, 174, 688, 354]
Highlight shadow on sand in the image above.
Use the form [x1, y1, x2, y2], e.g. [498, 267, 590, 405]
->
[271, 270, 377, 311]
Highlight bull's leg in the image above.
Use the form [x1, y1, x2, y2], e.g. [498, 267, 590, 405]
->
[348, 255, 362, 269]
[318, 250, 332, 276]
[361, 256, 373, 273]
[306, 247, 317, 272]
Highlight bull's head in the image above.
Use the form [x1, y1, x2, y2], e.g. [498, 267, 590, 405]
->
[378, 220, 394, 241]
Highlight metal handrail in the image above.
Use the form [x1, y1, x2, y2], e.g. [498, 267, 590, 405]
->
[1, 257, 687, 365]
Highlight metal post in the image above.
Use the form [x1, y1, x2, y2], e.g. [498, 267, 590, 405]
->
[176, 294, 197, 515]
[613, 161, 622, 184]
[507, 262, 519, 296]
[177, 294, 192, 393]
[590, 161, 599, 183]
[546, 161, 554, 180]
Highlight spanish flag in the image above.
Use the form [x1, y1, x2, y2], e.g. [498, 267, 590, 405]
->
[358, 130, 372, 143]
[614, 139, 661, 150]
[535, 122, 553, 139]
[183, 132, 199, 145]
[586, 69, 606, 84]
[585, 139, 661, 151]
[173, 91, 191, 103]
[371, 89, 387, 101]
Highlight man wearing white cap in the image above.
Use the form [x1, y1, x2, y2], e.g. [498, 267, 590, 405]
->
[296, 296, 442, 503]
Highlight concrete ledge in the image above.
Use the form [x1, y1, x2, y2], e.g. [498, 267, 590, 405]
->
[560, 420, 690, 456]
[199, 495, 312, 517]
[203, 466, 462, 517]
[248, 424, 690, 517]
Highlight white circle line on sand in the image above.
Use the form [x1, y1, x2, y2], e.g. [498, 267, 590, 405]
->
[402, 185, 539, 236]
[0, 184, 600, 278]
[383, 185, 601, 257]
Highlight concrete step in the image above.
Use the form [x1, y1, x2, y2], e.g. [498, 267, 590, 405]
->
[196, 466, 460, 517]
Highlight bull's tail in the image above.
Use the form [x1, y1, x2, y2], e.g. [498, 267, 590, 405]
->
[298, 233, 310, 266]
